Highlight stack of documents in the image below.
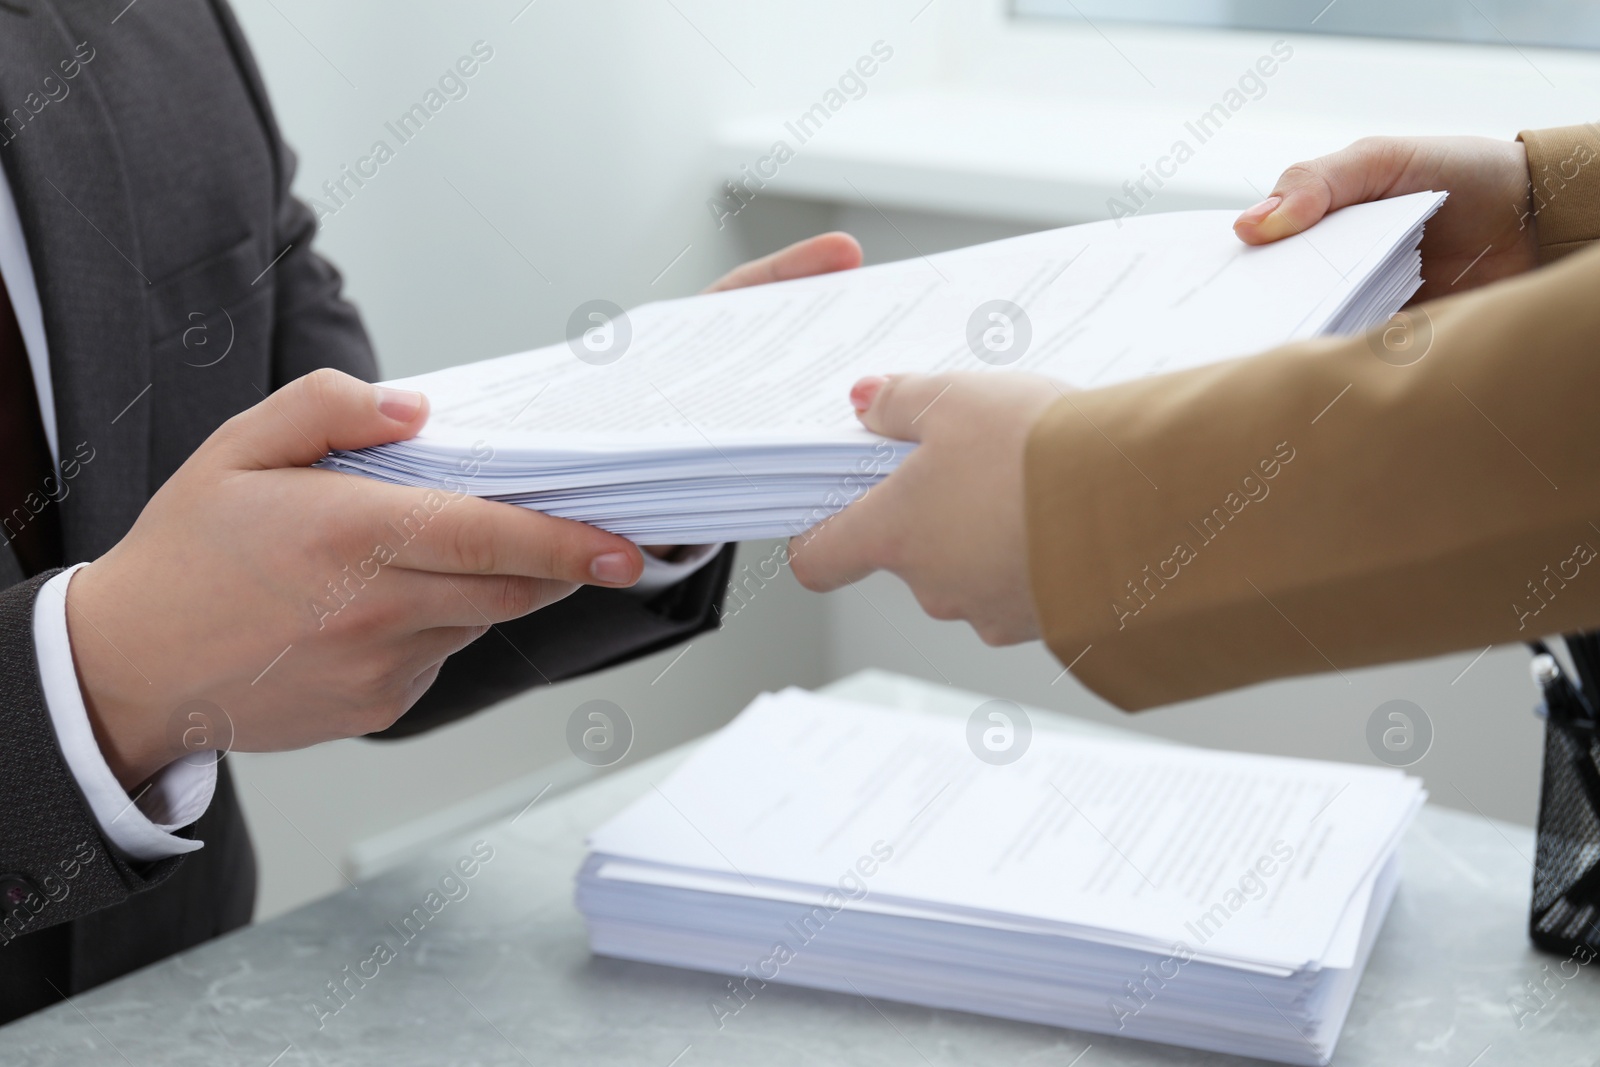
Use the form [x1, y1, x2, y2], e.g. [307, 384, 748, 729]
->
[324, 192, 1445, 543]
[576, 689, 1425, 1065]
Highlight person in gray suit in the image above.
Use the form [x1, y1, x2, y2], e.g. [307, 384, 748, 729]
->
[0, 0, 863, 1023]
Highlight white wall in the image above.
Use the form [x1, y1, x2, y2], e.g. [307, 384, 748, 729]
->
[225, 0, 1579, 918]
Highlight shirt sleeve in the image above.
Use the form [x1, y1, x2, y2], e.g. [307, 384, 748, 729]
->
[630, 543, 725, 594]
[33, 564, 214, 862]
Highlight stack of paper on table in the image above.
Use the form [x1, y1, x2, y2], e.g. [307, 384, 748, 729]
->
[575, 689, 1425, 1065]
[322, 192, 1445, 544]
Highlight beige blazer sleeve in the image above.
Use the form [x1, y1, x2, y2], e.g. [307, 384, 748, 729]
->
[1025, 123, 1600, 711]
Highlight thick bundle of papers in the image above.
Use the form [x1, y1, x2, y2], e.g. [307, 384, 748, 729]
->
[324, 193, 1445, 543]
[576, 690, 1425, 1065]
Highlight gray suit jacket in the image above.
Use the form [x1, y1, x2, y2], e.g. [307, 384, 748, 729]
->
[0, 0, 731, 1022]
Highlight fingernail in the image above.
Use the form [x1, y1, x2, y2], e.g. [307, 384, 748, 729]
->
[376, 386, 425, 421]
[590, 552, 636, 585]
[1237, 195, 1282, 226]
[851, 376, 887, 412]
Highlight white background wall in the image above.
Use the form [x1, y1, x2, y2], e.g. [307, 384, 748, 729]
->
[224, 0, 1595, 918]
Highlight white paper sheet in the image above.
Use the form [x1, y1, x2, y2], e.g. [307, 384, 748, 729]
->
[325, 192, 1445, 542]
[397, 192, 1442, 448]
[586, 689, 1424, 972]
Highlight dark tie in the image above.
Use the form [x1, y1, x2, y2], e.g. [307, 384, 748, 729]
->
[0, 270, 62, 575]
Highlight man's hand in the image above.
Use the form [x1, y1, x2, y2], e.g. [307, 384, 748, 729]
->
[701, 231, 861, 293]
[66, 369, 646, 789]
[642, 231, 863, 561]
[788, 372, 1059, 645]
[1234, 136, 1537, 302]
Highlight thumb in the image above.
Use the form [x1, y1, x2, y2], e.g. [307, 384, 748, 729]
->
[851, 373, 951, 442]
[215, 368, 430, 470]
[1235, 137, 1412, 245]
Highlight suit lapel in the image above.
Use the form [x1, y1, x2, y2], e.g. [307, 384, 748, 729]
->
[0, 0, 150, 563]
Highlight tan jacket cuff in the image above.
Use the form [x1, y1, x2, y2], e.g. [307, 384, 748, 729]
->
[1519, 123, 1600, 264]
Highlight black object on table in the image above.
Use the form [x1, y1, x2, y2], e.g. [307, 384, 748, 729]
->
[1527, 634, 1600, 958]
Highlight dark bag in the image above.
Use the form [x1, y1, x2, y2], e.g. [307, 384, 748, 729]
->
[1528, 635, 1600, 955]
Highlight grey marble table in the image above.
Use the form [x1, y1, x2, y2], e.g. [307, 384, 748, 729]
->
[6, 670, 1596, 1066]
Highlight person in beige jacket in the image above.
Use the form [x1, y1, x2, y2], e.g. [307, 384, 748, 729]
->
[790, 124, 1600, 711]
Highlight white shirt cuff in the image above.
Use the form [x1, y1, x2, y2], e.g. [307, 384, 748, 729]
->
[34, 564, 215, 862]
[630, 543, 723, 594]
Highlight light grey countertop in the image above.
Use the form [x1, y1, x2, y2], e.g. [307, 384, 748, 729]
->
[6, 670, 1595, 1065]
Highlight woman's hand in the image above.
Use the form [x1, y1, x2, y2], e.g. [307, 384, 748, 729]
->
[788, 372, 1060, 645]
[1234, 136, 1537, 302]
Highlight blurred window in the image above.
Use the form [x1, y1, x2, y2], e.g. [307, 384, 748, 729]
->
[1012, 0, 1600, 51]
